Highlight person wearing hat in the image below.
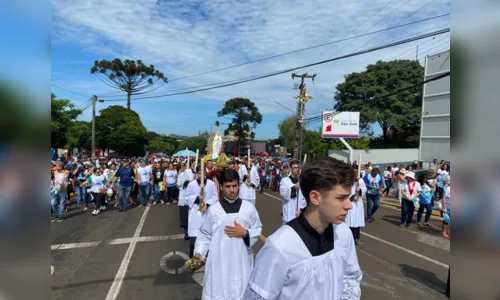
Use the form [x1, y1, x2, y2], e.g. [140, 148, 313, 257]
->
[400, 171, 421, 228]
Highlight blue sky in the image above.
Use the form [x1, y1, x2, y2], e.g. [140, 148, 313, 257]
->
[48, 0, 450, 139]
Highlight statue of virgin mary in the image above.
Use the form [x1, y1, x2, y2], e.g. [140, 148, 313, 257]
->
[211, 131, 223, 160]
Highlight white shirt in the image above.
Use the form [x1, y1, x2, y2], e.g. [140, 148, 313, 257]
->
[401, 181, 422, 199]
[137, 166, 152, 184]
[245, 222, 362, 300]
[164, 169, 177, 186]
[195, 200, 262, 299]
[383, 170, 392, 179]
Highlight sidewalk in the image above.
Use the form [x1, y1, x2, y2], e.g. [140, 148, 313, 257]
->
[376, 195, 443, 218]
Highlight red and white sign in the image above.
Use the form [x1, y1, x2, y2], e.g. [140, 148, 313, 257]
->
[322, 111, 360, 138]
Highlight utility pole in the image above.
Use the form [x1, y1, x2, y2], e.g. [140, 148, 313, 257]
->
[91, 95, 104, 160]
[91, 95, 97, 161]
[416, 45, 419, 61]
[291, 73, 316, 161]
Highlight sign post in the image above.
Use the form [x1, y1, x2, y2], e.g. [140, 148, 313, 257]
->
[322, 111, 360, 163]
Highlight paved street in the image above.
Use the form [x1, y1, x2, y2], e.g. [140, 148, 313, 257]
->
[51, 191, 450, 300]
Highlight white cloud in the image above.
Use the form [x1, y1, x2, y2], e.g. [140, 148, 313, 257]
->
[51, 0, 450, 118]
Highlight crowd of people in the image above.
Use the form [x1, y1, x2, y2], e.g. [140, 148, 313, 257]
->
[50, 153, 450, 299]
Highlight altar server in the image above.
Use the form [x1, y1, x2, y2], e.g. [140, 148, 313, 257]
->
[239, 158, 260, 206]
[244, 156, 362, 300]
[186, 163, 218, 257]
[177, 162, 194, 240]
[186, 169, 262, 299]
[279, 160, 306, 224]
[345, 173, 367, 245]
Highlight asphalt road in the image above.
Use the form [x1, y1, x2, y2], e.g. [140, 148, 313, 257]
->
[51, 190, 450, 300]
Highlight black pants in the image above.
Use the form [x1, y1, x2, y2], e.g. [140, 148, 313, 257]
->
[179, 205, 189, 227]
[401, 198, 415, 224]
[166, 186, 176, 203]
[92, 192, 104, 209]
[189, 237, 196, 258]
[260, 179, 266, 193]
[350, 227, 360, 240]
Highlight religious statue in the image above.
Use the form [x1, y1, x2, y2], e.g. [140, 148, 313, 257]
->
[211, 131, 223, 160]
[204, 131, 229, 168]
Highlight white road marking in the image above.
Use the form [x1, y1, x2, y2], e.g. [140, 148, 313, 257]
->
[50, 234, 186, 250]
[105, 206, 150, 300]
[137, 234, 185, 242]
[51, 241, 101, 250]
[417, 234, 450, 252]
[51, 265, 54, 276]
[361, 232, 449, 268]
[358, 249, 445, 297]
[263, 192, 282, 201]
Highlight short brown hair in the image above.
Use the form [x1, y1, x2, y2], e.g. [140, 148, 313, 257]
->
[299, 156, 355, 205]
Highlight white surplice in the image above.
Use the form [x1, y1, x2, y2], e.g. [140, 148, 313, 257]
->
[186, 179, 218, 237]
[239, 165, 260, 206]
[177, 169, 194, 206]
[245, 222, 362, 300]
[279, 177, 306, 223]
[345, 178, 367, 228]
[195, 200, 263, 300]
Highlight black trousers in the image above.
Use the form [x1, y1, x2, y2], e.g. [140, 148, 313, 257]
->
[167, 186, 175, 203]
[350, 227, 361, 240]
[189, 237, 196, 258]
[401, 198, 415, 224]
[92, 193, 104, 209]
[179, 205, 189, 228]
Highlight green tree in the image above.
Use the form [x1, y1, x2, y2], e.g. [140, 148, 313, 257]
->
[215, 97, 263, 153]
[334, 60, 424, 139]
[66, 121, 92, 151]
[51, 93, 82, 149]
[95, 105, 148, 156]
[90, 59, 168, 109]
[277, 115, 298, 151]
[177, 136, 208, 152]
[146, 137, 176, 153]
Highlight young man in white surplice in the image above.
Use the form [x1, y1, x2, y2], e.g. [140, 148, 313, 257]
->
[177, 162, 194, 240]
[345, 172, 367, 245]
[244, 156, 362, 300]
[238, 158, 260, 206]
[186, 169, 262, 300]
[185, 165, 219, 258]
[279, 160, 306, 224]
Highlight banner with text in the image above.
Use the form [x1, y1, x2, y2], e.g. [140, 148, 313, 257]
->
[322, 111, 360, 138]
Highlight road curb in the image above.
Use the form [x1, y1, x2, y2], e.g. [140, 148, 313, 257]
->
[373, 200, 444, 220]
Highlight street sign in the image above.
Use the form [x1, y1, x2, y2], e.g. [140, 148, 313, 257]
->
[322, 111, 360, 138]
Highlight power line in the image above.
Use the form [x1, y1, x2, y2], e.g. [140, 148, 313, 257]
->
[308, 0, 397, 70]
[157, 13, 449, 84]
[305, 71, 450, 123]
[100, 28, 449, 103]
[315, 0, 443, 76]
[311, 0, 411, 74]
[51, 82, 91, 98]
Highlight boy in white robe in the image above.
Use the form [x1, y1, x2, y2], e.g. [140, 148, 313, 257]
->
[244, 156, 362, 300]
[185, 166, 218, 257]
[177, 163, 194, 240]
[279, 160, 306, 224]
[345, 175, 367, 245]
[186, 168, 263, 300]
[239, 161, 260, 206]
